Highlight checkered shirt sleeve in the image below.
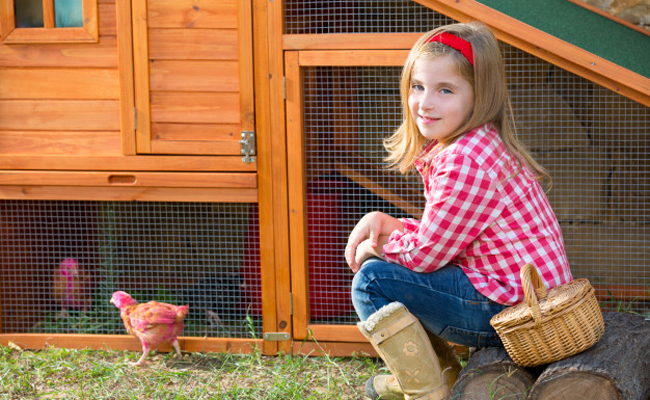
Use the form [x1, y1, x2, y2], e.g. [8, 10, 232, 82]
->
[382, 151, 501, 273]
[381, 124, 572, 305]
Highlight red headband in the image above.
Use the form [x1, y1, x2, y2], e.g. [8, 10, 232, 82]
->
[426, 32, 474, 66]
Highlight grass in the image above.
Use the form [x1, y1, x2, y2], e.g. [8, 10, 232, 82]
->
[0, 343, 382, 399]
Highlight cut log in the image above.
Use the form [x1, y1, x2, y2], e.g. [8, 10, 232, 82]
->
[528, 312, 650, 400]
[451, 347, 540, 400]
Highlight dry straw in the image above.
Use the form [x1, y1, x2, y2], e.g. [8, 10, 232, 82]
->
[490, 263, 605, 367]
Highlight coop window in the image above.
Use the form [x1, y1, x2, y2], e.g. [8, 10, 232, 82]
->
[0, 200, 263, 339]
[1, 0, 98, 44]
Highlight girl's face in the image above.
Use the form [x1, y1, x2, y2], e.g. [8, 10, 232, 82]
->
[408, 55, 475, 143]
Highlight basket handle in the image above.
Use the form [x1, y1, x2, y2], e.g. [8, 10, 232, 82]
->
[521, 263, 547, 329]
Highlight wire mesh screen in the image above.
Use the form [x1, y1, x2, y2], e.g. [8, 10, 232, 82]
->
[284, 0, 454, 34]
[0, 200, 263, 338]
[301, 46, 650, 325]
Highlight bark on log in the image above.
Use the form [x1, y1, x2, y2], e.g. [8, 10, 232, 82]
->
[528, 312, 650, 400]
[451, 347, 540, 400]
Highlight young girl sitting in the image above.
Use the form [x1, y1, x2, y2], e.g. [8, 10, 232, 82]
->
[346, 22, 573, 400]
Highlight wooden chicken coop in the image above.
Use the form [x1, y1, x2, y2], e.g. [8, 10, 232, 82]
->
[0, 0, 649, 358]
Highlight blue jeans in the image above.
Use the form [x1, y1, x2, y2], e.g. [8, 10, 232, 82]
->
[351, 258, 506, 348]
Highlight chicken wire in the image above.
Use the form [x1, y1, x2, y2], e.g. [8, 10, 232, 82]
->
[284, 0, 454, 34]
[301, 47, 650, 324]
[0, 200, 263, 338]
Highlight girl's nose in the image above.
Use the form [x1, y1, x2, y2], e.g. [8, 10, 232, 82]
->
[419, 93, 435, 111]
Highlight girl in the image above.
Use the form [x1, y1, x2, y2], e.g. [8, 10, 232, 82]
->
[346, 22, 573, 400]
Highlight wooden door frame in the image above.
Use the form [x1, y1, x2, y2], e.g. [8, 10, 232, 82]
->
[285, 50, 409, 355]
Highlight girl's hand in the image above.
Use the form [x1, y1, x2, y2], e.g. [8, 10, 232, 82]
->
[352, 236, 390, 270]
[345, 212, 403, 272]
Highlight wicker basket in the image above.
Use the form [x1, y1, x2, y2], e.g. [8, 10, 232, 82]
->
[490, 264, 605, 367]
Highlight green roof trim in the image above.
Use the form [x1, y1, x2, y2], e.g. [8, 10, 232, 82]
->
[476, 0, 650, 79]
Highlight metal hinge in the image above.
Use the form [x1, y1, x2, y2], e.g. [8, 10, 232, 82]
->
[133, 107, 137, 130]
[283, 76, 286, 100]
[264, 332, 290, 341]
[239, 131, 256, 163]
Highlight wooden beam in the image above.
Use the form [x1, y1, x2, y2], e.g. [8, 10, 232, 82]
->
[0, 334, 263, 354]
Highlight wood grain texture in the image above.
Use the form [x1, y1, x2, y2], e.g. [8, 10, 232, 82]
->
[0, 131, 121, 156]
[528, 312, 650, 400]
[147, 0, 238, 29]
[0, 68, 119, 100]
[452, 347, 539, 400]
[0, 334, 262, 354]
[0, 155, 256, 171]
[149, 60, 239, 92]
[148, 28, 238, 60]
[0, 100, 119, 130]
[0, 186, 258, 202]
[0, 171, 257, 187]
[150, 92, 240, 124]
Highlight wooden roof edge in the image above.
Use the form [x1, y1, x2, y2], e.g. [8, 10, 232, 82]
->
[416, 0, 650, 107]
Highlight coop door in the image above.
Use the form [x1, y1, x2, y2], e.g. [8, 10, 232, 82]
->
[285, 50, 427, 343]
[131, 0, 254, 159]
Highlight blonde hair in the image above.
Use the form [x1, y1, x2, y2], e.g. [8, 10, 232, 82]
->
[384, 22, 549, 182]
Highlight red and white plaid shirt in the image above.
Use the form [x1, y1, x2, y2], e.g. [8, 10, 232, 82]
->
[382, 124, 572, 305]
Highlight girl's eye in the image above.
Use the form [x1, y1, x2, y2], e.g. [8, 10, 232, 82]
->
[440, 88, 453, 94]
[411, 84, 424, 91]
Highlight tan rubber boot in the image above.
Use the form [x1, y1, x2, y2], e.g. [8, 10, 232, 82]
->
[364, 334, 461, 399]
[358, 302, 450, 400]
[365, 374, 404, 400]
[426, 332, 462, 389]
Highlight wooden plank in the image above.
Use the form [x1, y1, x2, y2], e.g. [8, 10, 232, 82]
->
[0, 100, 120, 130]
[284, 33, 422, 50]
[298, 49, 408, 66]
[0, 155, 256, 171]
[0, 186, 258, 202]
[307, 324, 366, 343]
[116, 0, 136, 155]
[285, 51, 310, 341]
[149, 60, 239, 92]
[0, 37, 118, 68]
[82, 0, 100, 42]
[151, 122, 240, 141]
[252, 0, 279, 356]
[0, 0, 14, 41]
[238, 0, 255, 131]
[43, 0, 55, 29]
[267, 0, 292, 354]
[0, 68, 119, 99]
[151, 140, 241, 155]
[148, 28, 238, 60]
[0, 171, 257, 188]
[150, 121, 243, 155]
[132, 0, 151, 153]
[150, 92, 240, 124]
[99, 2, 117, 37]
[293, 341, 376, 357]
[0, 334, 262, 354]
[2, 27, 97, 44]
[0, 131, 121, 156]
[147, 0, 238, 29]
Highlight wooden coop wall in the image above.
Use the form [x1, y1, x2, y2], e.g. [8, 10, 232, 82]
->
[280, 0, 650, 351]
[0, 0, 648, 358]
[0, 0, 275, 355]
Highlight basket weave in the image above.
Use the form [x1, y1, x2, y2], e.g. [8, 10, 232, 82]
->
[490, 264, 605, 367]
